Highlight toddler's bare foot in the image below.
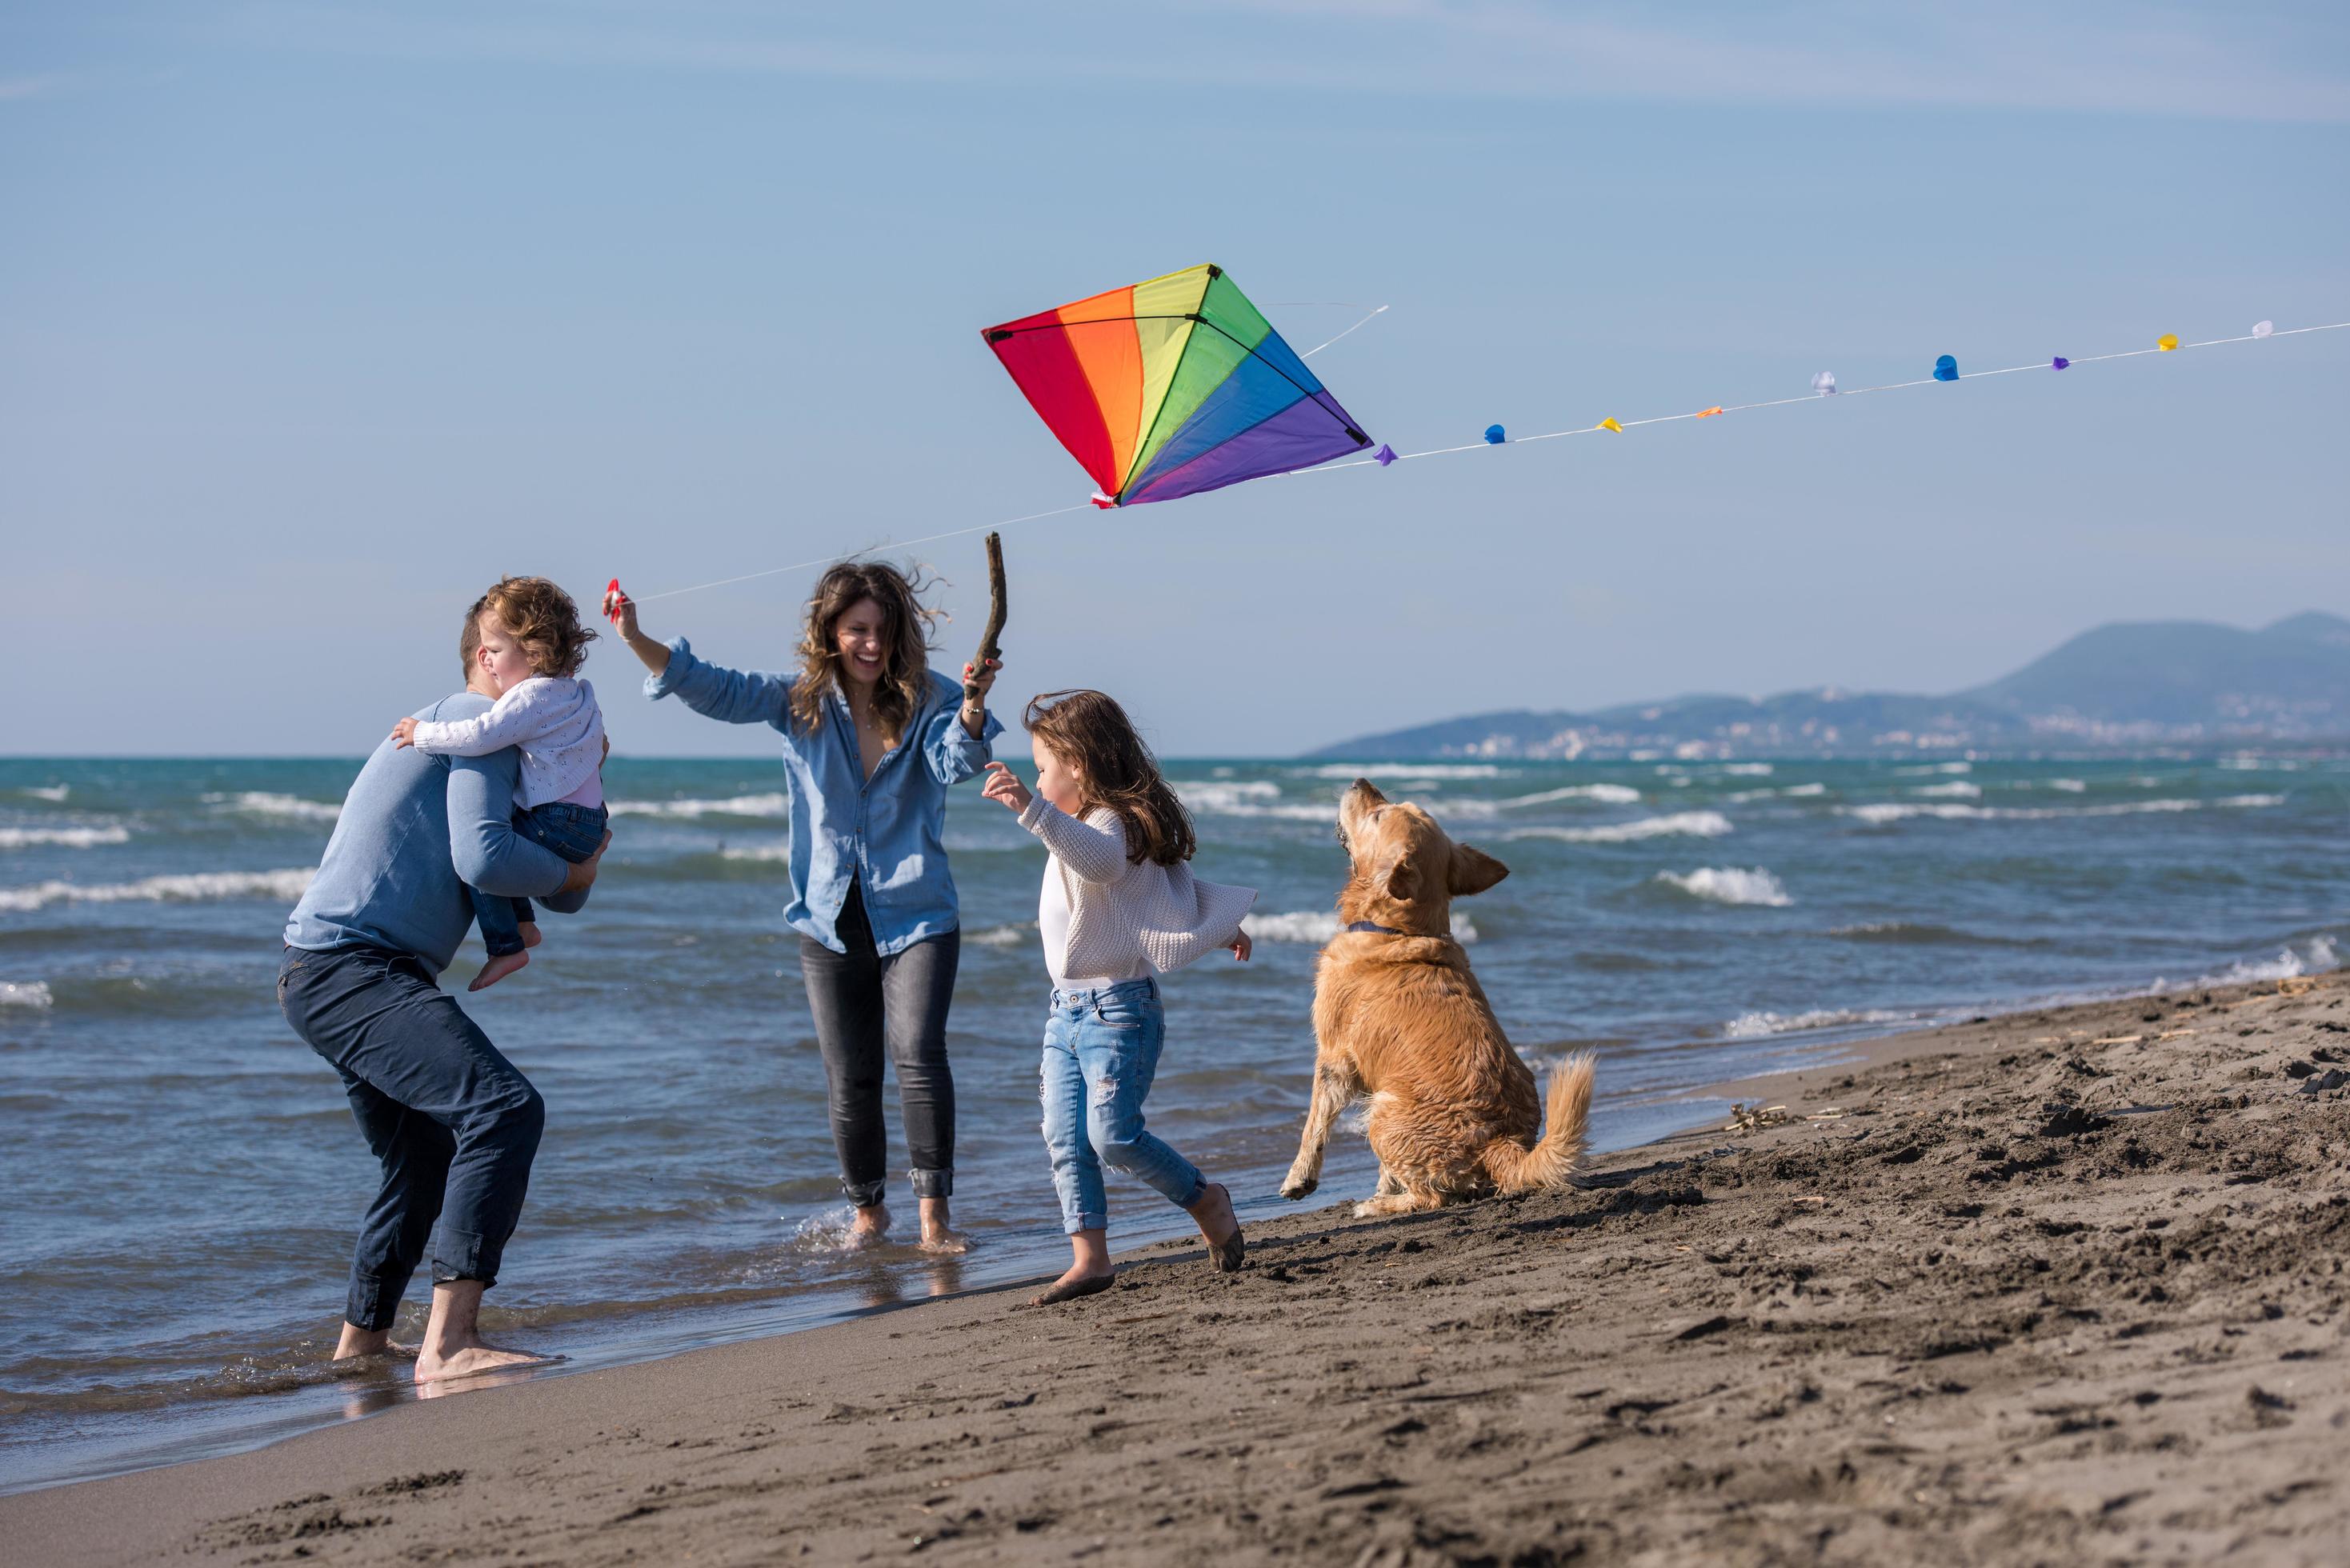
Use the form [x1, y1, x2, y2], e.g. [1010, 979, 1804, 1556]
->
[917, 1196, 971, 1254]
[469, 950, 529, 992]
[1027, 1263, 1114, 1306]
[520, 923, 542, 950]
[1188, 1182, 1246, 1273]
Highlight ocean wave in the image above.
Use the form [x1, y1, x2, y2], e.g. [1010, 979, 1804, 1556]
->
[967, 921, 1035, 947]
[1175, 780, 1283, 814]
[0, 869, 314, 914]
[1782, 782, 1827, 797]
[2048, 778, 2088, 792]
[0, 980, 53, 1009]
[719, 842, 792, 862]
[1241, 910, 1479, 944]
[1911, 781, 1982, 798]
[1435, 782, 1647, 821]
[1895, 762, 1972, 775]
[1507, 811, 1733, 845]
[18, 785, 70, 802]
[1840, 795, 2280, 826]
[612, 793, 789, 820]
[1720, 763, 1773, 777]
[1723, 1006, 1912, 1039]
[1830, 922, 2025, 947]
[0, 826, 130, 850]
[206, 791, 342, 824]
[1654, 867, 1791, 907]
[1305, 764, 1503, 779]
[2165, 934, 2338, 990]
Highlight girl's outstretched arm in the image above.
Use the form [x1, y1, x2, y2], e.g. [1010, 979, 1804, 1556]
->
[1015, 794, 1132, 886]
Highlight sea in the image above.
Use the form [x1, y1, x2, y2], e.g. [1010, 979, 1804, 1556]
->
[2, 752, 2344, 1492]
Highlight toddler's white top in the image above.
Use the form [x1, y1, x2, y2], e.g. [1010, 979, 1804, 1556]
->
[1019, 797, 1254, 986]
[406, 676, 606, 810]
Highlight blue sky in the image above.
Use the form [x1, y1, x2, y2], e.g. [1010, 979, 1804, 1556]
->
[5, 2, 2345, 756]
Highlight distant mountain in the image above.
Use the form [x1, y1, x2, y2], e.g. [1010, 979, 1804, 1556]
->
[1310, 613, 2350, 759]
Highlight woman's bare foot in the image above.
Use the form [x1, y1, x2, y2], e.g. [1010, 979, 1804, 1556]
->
[1187, 1182, 1246, 1273]
[469, 950, 529, 991]
[1027, 1263, 1114, 1306]
[917, 1195, 971, 1254]
[849, 1202, 891, 1246]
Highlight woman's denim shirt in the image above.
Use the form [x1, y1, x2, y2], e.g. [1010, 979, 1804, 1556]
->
[647, 638, 1001, 955]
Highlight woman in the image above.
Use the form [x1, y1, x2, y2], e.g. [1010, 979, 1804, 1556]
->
[604, 563, 999, 1252]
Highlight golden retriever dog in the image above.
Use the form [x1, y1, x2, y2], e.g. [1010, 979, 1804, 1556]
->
[1279, 779, 1594, 1218]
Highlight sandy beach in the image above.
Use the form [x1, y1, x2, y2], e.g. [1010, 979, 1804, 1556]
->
[11, 970, 2350, 1566]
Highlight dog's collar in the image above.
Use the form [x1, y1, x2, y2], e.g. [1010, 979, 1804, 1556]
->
[1343, 920, 1405, 936]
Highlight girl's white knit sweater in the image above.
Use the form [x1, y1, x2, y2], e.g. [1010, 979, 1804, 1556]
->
[1017, 796, 1255, 986]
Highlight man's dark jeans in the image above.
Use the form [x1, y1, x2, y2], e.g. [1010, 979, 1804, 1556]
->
[470, 801, 609, 958]
[278, 943, 546, 1331]
[798, 881, 959, 1208]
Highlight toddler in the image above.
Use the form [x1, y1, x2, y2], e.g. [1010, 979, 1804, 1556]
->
[980, 689, 1254, 1305]
[394, 575, 609, 991]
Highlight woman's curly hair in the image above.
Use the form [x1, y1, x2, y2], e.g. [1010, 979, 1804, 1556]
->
[1024, 690, 1195, 867]
[468, 576, 597, 678]
[788, 560, 943, 741]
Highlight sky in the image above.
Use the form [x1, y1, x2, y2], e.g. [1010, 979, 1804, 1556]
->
[4, 2, 2346, 758]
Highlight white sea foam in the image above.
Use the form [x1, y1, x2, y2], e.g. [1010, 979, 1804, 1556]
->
[1840, 795, 2278, 826]
[0, 868, 315, 914]
[1655, 867, 1792, 907]
[1242, 910, 1479, 944]
[967, 921, 1035, 948]
[1175, 780, 1283, 814]
[1307, 764, 1503, 779]
[1507, 810, 1733, 845]
[2048, 778, 2088, 792]
[0, 826, 130, 850]
[1720, 763, 1774, 777]
[1782, 782, 1827, 797]
[719, 841, 792, 862]
[1437, 782, 1646, 821]
[1895, 762, 1972, 775]
[0, 981, 54, 1009]
[1912, 781, 1983, 799]
[2164, 935, 2339, 990]
[209, 791, 342, 824]
[613, 793, 789, 819]
[1723, 1006, 1911, 1039]
[21, 786, 70, 802]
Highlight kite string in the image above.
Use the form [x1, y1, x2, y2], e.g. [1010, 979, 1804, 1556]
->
[628, 318, 2344, 601]
[1299, 304, 1389, 358]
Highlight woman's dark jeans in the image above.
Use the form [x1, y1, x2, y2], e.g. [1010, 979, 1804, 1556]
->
[471, 801, 609, 958]
[798, 882, 959, 1207]
[278, 944, 546, 1331]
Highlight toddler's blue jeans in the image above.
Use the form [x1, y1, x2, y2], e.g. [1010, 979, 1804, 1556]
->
[470, 800, 609, 958]
[1039, 978, 1206, 1234]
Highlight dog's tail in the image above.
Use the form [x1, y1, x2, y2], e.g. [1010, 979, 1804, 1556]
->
[1486, 1052, 1595, 1194]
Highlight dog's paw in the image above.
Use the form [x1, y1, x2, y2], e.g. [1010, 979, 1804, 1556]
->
[1278, 1177, 1317, 1202]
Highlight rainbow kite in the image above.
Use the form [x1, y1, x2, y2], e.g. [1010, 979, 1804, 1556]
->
[983, 263, 1372, 508]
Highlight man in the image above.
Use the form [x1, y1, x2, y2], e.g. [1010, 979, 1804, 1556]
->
[278, 590, 606, 1383]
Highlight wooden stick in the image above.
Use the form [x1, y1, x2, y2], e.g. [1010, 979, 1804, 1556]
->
[964, 531, 1007, 706]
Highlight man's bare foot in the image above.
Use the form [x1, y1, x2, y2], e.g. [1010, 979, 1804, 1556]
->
[413, 1343, 562, 1385]
[917, 1195, 970, 1254]
[469, 950, 528, 991]
[1187, 1182, 1246, 1273]
[333, 1322, 392, 1359]
[1027, 1263, 1115, 1306]
[849, 1202, 891, 1246]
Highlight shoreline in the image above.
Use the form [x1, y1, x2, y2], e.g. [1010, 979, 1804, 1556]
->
[10, 969, 2348, 1564]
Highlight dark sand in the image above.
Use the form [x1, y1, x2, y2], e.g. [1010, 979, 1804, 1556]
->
[10, 973, 2350, 1566]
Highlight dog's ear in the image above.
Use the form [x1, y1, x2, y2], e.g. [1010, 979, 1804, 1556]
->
[1376, 846, 1420, 904]
[1447, 843, 1509, 897]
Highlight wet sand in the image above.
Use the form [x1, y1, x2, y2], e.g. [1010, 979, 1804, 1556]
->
[10, 972, 2350, 1566]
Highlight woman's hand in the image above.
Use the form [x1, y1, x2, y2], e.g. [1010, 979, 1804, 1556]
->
[390, 718, 420, 750]
[960, 656, 1000, 738]
[980, 760, 1032, 814]
[1229, 928, 1254, 962]
[601, 582, 675, 678]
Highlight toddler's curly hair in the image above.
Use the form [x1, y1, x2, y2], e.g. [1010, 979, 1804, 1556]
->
[468, 576, 598, 679]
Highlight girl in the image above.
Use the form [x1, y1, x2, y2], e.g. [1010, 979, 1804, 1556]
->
[980, 689, 1254, 1305]
[603, 563, 998, 1254]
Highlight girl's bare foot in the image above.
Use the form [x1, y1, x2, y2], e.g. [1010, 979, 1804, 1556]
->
[1187, 1182, 1246, 1273]
[469, 950, 529, 991]
[917, 1195, 971, 1254]
[1027, 1262, 1114, 1306]
[849, 1202, 891, 1246]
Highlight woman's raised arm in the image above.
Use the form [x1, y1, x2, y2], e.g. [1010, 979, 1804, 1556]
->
[603, 586, 674, 678]
[607, 584, 794, 728]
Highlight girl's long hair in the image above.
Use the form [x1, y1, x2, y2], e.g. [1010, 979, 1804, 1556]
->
[1025, 690, 1195, 867]
[788, 560, 943, 741]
